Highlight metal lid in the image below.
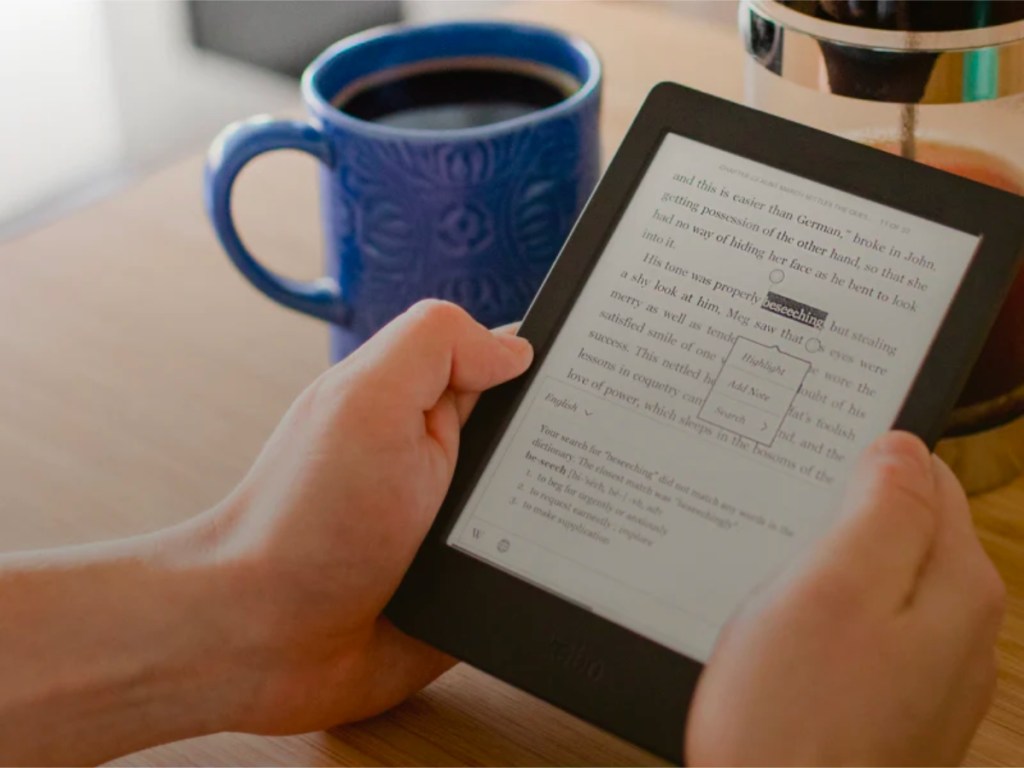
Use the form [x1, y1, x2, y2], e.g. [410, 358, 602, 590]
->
[741, 0, 1024, 103]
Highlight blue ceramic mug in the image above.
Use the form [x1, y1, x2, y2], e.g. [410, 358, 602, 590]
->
[205, 21, 601, 361]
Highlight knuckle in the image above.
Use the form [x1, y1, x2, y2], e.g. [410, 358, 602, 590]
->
[305, 367, 350, 419]
[893, 430, 928, 453]
[873, 450, 930, 492]
[869, 456, 938, 538]
[976, 559, 1007, 625]
[973, 647, 1000, 713]
[795, 569, 863, 616]
[983, 654, 999, 707]
[764, 556, 865, 624]
[868, 430, 929, 466]
[407, 299, 470, 332]
[988, 648, 1000, 689]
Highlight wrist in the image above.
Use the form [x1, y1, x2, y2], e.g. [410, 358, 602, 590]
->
[161, 498, 343, 737]
[0, 511, 260, 763]
[138, 505, 268, 737]
[182, 496, 406, 736]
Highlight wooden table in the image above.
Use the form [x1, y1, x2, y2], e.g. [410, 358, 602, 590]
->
[3, 1, 1024, 764]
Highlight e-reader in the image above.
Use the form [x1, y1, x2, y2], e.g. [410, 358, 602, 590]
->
[387, 83, 1024, 762]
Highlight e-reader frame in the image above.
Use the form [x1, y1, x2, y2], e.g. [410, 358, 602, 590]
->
[387, 82, 1024, 763]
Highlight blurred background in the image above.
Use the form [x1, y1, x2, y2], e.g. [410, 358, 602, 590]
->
[0, 0, 737, 241]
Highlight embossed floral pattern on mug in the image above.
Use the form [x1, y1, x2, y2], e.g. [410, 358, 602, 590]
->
[336, 100, 599, 332]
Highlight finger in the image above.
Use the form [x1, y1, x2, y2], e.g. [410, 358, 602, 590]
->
[928, 454, 974, 538]
[455, 390, 482, 427]
[335, 620, 457, 723]
[800, 431, 939, 613]
[424, 389, 462, 469]
[915, 454, 1005, 631]
[454, 324, 524, 427]
[936, 650, 999, 764]
[349, 301, 533, 412]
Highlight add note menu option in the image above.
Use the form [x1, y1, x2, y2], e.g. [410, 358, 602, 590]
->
[698, 337, 810, 446]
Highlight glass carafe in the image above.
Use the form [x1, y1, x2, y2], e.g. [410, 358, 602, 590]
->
[741, 0, 1024, 493]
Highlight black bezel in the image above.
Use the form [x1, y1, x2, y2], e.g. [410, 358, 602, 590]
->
[387, 82, 1024, 763]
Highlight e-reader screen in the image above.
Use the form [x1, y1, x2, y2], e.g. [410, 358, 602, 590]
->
[447, 132, 980, 662]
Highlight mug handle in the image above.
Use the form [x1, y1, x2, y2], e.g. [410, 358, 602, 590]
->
[204, 116, 347, 324]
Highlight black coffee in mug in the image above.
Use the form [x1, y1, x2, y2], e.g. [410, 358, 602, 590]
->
[332, 56, 581, 130]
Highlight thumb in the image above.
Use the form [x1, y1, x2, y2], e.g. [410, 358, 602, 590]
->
[329, 620, 456, 723]
[803, 431, 939, 613]
[347, 300, 533, 411]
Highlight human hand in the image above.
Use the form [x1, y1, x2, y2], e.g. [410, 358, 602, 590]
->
[687, 432, 1004, 766]
[0, 301, 533, 766]
[189, 300, 533, 734]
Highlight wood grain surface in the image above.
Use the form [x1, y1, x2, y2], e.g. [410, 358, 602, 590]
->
[1, 2, 1022, 765]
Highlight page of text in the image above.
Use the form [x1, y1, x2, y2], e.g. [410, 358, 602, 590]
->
[449, 133, 980, 661]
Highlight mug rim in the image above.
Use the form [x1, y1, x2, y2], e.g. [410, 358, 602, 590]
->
[300, 19, 602, 142]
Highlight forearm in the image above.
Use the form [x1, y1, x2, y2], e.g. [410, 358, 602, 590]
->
[0, 517, 250, 765]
